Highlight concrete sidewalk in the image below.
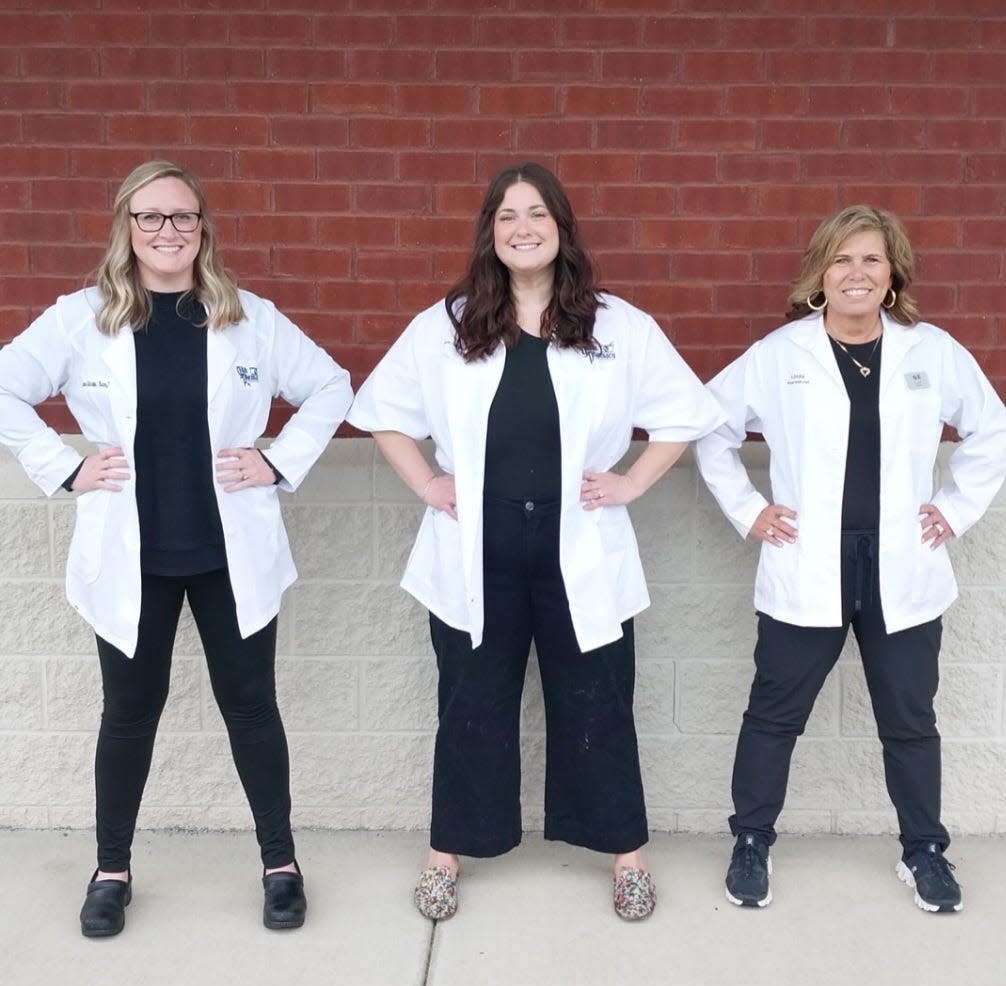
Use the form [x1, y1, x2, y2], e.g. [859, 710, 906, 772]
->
[4, 829, 1002, 986]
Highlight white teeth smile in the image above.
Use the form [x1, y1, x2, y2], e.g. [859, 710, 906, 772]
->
[513, 244, 539, 250]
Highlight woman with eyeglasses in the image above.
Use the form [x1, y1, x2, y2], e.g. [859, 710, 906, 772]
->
[0, 160, 353, 936]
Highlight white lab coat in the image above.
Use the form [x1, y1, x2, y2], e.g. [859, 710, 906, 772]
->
[348, 294, 726, 652]
[694, 312, 1006, 633]
[0, 287, 353, 657]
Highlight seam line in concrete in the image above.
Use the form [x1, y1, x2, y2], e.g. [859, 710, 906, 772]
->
[420, 919, 436, 986]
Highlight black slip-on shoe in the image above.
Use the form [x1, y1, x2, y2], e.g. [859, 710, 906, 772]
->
[263, 863, 307, 930]
[80, 870, 132, 938]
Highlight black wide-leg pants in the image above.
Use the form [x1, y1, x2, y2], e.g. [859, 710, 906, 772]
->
[429, 495, 649, 858]
[94, 568, 294, 871]
[730, 530, 949, 855]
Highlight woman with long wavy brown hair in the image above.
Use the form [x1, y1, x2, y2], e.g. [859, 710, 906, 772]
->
[349, 161, 724, 921]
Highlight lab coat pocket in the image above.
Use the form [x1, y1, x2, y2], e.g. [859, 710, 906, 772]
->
[67, 363, 114, 405]
[67, 490, 111, 584]
[757, 537, 803, 607]
[909, 533, 954, 609]
[225, 389, 271, 445]
[427, 507, 468, 616]
[212, 352, 271, 446]
[895, 382, 942, 455]
[430, 507, 463, 572]
[596, 505, 628, 572]
[244, 485, 282, 552]
[64, 369, 119, 443]
[585, 362, 622, 445]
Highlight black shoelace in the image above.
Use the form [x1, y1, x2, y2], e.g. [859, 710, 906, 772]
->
[914, 851, 959, 892]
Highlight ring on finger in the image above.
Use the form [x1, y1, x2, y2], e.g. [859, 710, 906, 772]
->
[766, 527, 774, 537]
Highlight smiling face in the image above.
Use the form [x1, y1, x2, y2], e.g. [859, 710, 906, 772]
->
[128, 176, 202, 292]
[492, 180, 560, 280]
[820, 229, 892, 323]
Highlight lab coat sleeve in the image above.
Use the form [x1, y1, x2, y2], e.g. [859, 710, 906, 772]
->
[633, 316, 727, 442]
[346, 313, 432, 441]
[262, 307, 354, 492]
[0, 303, 85, 496]
[929, 339, 1006, 538]
[694, 344, 771, 539]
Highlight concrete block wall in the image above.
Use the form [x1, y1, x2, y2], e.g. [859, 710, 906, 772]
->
[1, 437, 1004, 839]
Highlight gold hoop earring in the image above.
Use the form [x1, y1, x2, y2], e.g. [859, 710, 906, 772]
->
[883, 288, 897, 309]
[807, 292, 827, 311]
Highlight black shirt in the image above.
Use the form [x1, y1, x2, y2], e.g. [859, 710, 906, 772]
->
[133, 291, 227, 575]
[829, 334, 882, 531]
[483, 331, 562, 500]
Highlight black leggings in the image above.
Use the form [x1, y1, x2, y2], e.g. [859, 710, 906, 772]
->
[94, 568, 294, 871]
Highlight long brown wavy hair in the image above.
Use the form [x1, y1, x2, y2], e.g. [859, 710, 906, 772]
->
[786, 204, 919, 326]
[445, 162, 603, 361]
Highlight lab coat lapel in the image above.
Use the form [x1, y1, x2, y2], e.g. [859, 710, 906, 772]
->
[791, 314, 846, 394]
[546, 345, 593, 498]
[206, 327, 237, 447]
[100, 328, 138, 449]
[446, 345, 505, 580]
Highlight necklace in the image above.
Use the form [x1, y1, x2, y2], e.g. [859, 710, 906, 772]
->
[830, 333, 882, 378]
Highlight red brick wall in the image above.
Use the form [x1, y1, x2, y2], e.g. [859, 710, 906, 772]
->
[2, 0, 1005, 432]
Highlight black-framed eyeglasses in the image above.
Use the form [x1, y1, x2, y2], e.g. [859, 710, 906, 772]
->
[130, 211, 202, 233]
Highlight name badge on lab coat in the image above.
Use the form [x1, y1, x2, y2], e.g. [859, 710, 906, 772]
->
[904, 371, 930, 390]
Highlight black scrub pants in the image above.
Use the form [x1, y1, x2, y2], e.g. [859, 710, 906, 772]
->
[730, 530, 949, 855]
[429, 494, 649, 858]
[94, 568, 295, 871]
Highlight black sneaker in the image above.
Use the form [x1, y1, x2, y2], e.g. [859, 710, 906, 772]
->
[725, 833, 772, 907]
[896, 843, 962, 913]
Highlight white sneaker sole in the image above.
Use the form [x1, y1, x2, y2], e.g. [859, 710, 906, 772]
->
[725, 855, 772, 908]
[895, 860, 963, 913]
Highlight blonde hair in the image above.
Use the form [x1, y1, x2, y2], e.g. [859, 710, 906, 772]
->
[787, 204, 920, 326]
[95, 160, 244, 336]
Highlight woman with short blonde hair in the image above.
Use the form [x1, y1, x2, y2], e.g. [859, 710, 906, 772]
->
[696, 204, 1006, 913]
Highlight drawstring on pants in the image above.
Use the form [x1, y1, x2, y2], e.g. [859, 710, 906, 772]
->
[848, 531, 876, 613]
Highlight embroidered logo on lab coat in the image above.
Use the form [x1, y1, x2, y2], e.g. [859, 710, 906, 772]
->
[584, 343, 616, 364]
[236, 365, 259, 387]
[904, 371, 930, 390]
